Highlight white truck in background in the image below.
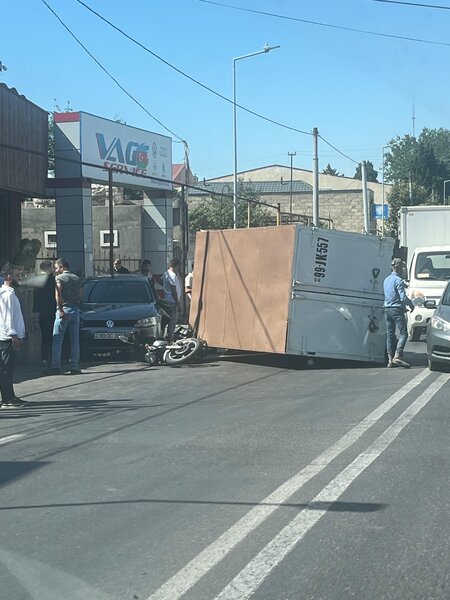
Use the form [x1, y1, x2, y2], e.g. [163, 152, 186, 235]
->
[398, 205, 450, 340]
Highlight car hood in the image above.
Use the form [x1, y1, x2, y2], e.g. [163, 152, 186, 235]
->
[80, 303, 159, 321]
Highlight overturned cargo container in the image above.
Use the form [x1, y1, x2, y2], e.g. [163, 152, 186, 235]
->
[190, 225, 395, 363]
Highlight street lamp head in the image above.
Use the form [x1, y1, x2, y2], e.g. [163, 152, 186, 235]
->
[263, 43, 281, 53]
[0, 61, 7, 72]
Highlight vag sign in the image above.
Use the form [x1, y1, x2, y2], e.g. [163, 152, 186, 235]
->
[76, 112, 172, 189]
[96, 133, 150, 175]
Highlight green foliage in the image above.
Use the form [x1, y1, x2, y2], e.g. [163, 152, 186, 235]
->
[322, 163, 343, 177]
[189, 180, 273, 231]
[354, 161, 378, 182]
[384, 128, 450, 234]
[48, 101, 73, 172]
[386, 182, 430, 237]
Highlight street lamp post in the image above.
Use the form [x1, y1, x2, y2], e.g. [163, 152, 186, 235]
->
[381, 141, 402, 236]
[233, 44, 280, 229]
[444, 180, 450, 205]
[288, 151, 296, 222]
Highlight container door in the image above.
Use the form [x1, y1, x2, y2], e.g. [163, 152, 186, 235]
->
[292, 226, 394, 300]
[286, 291, 386, 363]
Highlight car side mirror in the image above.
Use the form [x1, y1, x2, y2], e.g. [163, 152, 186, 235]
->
[424, 300, 437, 309]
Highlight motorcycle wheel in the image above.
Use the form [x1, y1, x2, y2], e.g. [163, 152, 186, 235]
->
[163, 338, 202, 365]
[144, 351, 159, 366]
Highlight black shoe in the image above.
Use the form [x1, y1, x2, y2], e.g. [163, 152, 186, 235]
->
[67, 369, 82, 375]
[42, 368, 62, 376]
[2, 397, 28, 408]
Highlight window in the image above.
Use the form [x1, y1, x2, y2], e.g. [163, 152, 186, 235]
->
[100, 230, 118, 247]
[415, 251, 450, 281]
[44, 231, 57, 248]
[82, 280, 153, 304]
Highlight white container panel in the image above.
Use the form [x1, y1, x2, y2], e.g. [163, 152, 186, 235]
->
[286, 292, 386, 362]
[399, 205, 450, 261]
[293, 227, 394, 299]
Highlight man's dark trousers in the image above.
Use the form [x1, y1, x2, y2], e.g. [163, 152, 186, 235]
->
[0, 339, 15, 403]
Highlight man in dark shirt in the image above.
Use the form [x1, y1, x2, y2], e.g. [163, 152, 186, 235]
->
[45, 258, 82, 375]
[33, 260, 56, 364]
[383, 258, 415, 368]
[113, 259, 129, 274]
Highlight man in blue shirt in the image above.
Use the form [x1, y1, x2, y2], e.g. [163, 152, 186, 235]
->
[384, 258, 415, 368]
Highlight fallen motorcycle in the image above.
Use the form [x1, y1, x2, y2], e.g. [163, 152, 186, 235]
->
[144, 336, 205, 366]
[119, 327, 206, 366]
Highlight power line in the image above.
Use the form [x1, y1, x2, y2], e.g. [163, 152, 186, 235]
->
[75, 0, 365, 165]
[40, 0, 185, 141]
[318, 135, 360, 165]
[73, 0, 311, 137]
[369, 0, 450, 10]
[198, 0, 450, 48]
[46, 0, 360, 167]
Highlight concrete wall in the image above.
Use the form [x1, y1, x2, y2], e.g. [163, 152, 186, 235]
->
[21, 204, 175, 274]
[188, 188, 376, 234]
[21, 205, 144, 270]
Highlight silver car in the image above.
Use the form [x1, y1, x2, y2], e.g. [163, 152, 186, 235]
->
[425, 282, 450, 371]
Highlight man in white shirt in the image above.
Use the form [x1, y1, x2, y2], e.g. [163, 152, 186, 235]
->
[184, 263, 194, 300]
[162, 258, 181, 342]
[0, 270, 27, 408]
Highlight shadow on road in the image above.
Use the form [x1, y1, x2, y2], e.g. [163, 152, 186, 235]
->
[214, 349, 428, 370]
[0, 497, 387, 513]
[0, 461, 48, 487]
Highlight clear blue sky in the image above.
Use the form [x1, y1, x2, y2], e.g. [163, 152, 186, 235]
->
[3, 0, 450, 180]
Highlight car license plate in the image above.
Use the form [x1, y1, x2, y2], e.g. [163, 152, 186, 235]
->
[94, 332, 123, 340]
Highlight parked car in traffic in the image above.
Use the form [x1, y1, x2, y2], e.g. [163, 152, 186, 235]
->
[425, 281, 450, 371]
[80, 275, 161, 358]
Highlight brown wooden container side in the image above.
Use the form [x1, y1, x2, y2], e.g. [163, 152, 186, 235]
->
[0, 85, 48, 196]
[189, 225, 296, 353]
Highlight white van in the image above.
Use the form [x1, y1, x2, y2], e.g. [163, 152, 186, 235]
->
[406, 246, 450, 341]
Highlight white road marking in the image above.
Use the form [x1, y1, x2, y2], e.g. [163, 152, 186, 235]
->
[0, 434, 24, 445]
[215, 373, 450, 600]
[147, 368, 431, 600]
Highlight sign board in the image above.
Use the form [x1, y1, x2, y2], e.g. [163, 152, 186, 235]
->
[55, 112, 172, 190]
[371, 203, 389, 219]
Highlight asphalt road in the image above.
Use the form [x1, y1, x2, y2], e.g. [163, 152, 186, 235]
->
[1, 341, 449, 600]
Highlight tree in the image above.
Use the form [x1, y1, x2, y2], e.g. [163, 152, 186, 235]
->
[322, 163, 343, 177]
[353, 161, 378, 182]
[385, 181, 429, 237]
[189, 180, 273, 231]
[383, 128, 450, 232]
[48, 100, 73, 172]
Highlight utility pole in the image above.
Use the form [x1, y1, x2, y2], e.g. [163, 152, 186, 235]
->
[312, 128, 319, 227]
[362, 161, 370, 234]
[288, 151, 296, 222]
[108, 168, 114, 276]
[411, 97, 415, 204]
[181, 140, 190, 319]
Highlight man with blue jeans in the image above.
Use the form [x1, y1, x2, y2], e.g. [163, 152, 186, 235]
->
[45, 258, 82, 375]
[162, 258, 181, 342]
[384, 258, 415, 368]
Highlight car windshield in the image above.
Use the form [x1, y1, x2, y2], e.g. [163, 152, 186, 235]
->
[414, 252, 450, 281]
[441, 283, 450, 306]
[82, 279, 153, 304]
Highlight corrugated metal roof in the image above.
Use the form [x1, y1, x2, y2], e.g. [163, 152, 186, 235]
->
[193, 180, 312, 196]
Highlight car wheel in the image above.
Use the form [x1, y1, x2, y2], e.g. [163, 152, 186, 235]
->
[428, 358, 440, 372]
